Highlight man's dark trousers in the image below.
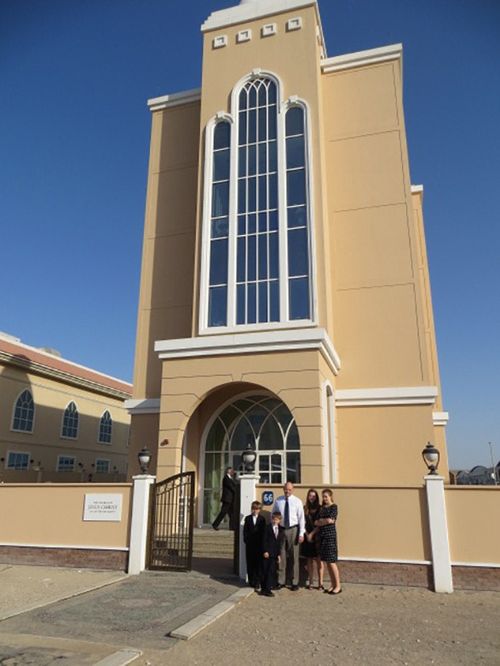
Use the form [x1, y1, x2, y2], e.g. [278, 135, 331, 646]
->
[212, 474, 236, 529]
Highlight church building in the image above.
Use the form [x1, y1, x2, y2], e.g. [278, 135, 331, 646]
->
[126, 0, 449, 526]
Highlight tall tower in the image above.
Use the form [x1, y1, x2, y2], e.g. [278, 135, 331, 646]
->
[127, 0, 448, 522]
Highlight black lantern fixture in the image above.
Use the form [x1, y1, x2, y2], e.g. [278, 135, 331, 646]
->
[422, 442, 440, 475]
[241, 444, 257, 473]
[138, 446, 152, 474]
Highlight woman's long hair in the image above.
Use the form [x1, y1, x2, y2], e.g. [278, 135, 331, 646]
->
[305, 488, 320, 515]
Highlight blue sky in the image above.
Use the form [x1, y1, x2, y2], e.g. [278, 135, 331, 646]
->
[1, 0, 499, 469]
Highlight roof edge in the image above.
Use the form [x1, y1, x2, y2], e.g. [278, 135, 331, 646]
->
[147, 88, 201, 112]
[321, 43, 402, 73]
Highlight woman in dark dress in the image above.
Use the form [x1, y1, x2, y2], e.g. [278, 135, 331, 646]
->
[301, 489, 324, 590]
[315, 489, 341, 594]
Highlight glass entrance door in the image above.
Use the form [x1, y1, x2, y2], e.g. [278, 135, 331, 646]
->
[203, 452, 242, 525]
[258, 452, 283, 484]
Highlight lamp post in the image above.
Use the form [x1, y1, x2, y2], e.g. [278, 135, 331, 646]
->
[241, 444, 257, 473]
[422, 442, 440, 475]
[138, 447, 152, 474]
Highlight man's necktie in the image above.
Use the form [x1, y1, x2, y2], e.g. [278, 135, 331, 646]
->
[284, 498, 290, 528]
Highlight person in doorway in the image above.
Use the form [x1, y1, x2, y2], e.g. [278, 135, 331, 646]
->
[272, 481, 305, 590]
[243, 500, 266, 590]
[315, 488, 342, 595]
[212, 467, 236, 530]
[260, 511, 284, 597]
[301, 488, 324, 590]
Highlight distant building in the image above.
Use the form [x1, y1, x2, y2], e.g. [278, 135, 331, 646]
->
[127, 0, 450, 525]
[0, 332, 131, 482]
[453, 464, 499, 486]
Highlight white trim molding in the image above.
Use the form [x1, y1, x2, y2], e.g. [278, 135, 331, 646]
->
[124, 398, 161, 415]
[0, 542, 129, 551]
[202, 0, 317, 32]
[321, 43, 402, 73]
[433, 411, 449, 427]
[339, 556, 431, 566]
[451, 561, 500, 569]
[335, 386, 438, 407]
[155, 327, 341, 375]
[147, 88, 201, 112]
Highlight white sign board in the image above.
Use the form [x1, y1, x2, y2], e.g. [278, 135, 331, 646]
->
[83, 494, 123, 522]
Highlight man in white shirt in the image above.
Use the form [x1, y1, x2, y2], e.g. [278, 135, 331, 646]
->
[272, 481, 305, 590]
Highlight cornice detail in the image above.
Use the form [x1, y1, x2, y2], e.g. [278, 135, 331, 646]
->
[321, 43, 402, 73]
[202, 0, 319, 34]
[335, 386, 439, 407]
[147, 88, 201, 112]
[155, 328, 341, 375]
[433, 411, 449, 427]
[125, 398, 161, 415]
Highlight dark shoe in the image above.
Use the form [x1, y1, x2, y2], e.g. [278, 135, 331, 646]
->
[212, 524, 220, 531]
[254, 586, 260, 592]
[318, 585, 325, 592]
[260, 590, 274, 597]
[331, 588, 343, 595]
[291, 584, 299, 591]
[324, 587, 334, 594]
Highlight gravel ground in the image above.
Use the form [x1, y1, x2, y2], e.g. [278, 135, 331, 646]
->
[157, 584, 500, 666]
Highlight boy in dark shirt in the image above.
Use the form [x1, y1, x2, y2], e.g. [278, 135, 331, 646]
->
[260, 511, 284, 597]
[243, 500, 266, 591]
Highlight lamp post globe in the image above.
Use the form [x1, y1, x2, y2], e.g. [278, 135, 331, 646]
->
[242, 444, 257, 473]
[138, 446, 152, 474]
[422, 442, 440, 475]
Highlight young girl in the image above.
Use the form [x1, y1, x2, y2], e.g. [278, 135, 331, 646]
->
[301, 489, 324, 590]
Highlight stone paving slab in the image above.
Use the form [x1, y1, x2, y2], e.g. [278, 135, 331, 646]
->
[0, 564, 126, 621]
[0, 632, 122, 665]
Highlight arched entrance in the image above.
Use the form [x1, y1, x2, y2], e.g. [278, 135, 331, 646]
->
[201, 392, 301, 525]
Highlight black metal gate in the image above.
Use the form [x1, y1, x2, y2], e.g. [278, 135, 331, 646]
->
[148, 471, 195, 571]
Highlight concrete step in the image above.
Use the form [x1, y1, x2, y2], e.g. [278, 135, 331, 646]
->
[193, 529, 234, 560]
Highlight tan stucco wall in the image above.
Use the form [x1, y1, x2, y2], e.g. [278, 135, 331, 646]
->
[445, 487, 500, 565]
[0, 484, 132, 549]
[132, 102, 201, 400]
[336, 404, 446, 485]
[0, 364, 129, 480]
[256, 484, 431, 561]
[128, 412, 160, 478]
[157, 349, 334, 485]
[322, 61, 434, 390]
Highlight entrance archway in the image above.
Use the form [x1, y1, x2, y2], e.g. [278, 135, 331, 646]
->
[201, 392, 301, 525]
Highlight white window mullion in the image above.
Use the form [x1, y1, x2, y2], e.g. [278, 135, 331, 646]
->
[227, 117, 238, 327]
[200, 122, 215, 331]
[277, 101, 288, 321]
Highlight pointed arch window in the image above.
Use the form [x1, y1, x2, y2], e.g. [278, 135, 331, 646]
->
[203, 75, 313, 331]
[12, 390, 35, 432]
[203, 394, 301, 523]
[98, 410, 113, 444]
[61, 402, 79, 439]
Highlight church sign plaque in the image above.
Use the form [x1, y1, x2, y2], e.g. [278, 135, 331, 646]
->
[83, 494, 123, 522]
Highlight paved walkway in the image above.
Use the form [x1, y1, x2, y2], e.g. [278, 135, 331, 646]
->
[0, 565, 242, 664]
[0, 565, 499, 665]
